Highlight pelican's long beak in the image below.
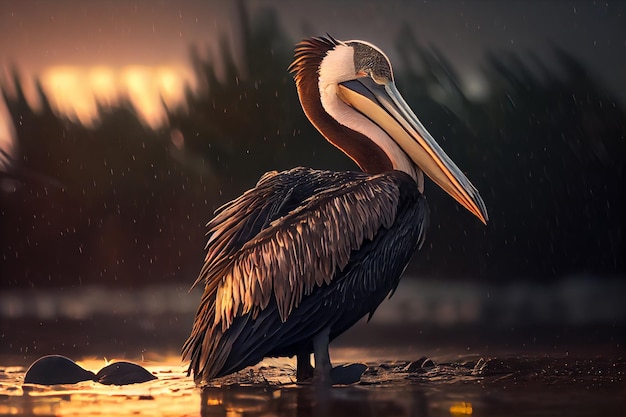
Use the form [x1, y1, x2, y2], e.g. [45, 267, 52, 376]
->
[337, 77, 488, 224]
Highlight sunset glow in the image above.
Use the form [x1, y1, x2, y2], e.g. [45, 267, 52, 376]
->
[39, 65, 195, 128]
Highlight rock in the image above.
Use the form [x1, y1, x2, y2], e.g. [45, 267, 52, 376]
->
[403, 357, 435, 373]
[96, 361, 157, 385]
[330, 363, 368, 385]
[23, 355, 96, 385]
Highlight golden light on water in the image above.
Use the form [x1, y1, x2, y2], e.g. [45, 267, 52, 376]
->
[450, 401, 473, 415]
[0, 355, 199, 417]
[38, 65, 194, 128]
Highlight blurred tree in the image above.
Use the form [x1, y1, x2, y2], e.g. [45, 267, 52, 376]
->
[393, 34, 624, 281]
[167, 0, 352, 203]
[0, 2, 623, 288]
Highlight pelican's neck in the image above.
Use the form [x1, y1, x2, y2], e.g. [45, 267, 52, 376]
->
[318, 45, 423, 188]
[290, 37, 423, 190]
[290, 38, 394, 175]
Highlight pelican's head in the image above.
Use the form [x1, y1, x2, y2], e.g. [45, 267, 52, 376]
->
[289, 36, 488, 224]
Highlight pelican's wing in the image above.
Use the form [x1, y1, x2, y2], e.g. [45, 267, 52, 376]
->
[184, 169, 369, 368]
[211, 171, 402, 329]
[190, 167, 370, 292]
[183, 167, 413, 381]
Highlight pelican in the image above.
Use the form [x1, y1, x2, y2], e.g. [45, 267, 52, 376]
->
[183, 36, 488, 385]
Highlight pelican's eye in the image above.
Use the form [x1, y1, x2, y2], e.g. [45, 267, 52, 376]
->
[356, 69, 386, 85]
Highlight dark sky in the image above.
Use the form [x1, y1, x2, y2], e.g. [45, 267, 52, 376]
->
[1, 0, 624, 86]
[270, 0, 626, 100]
[0, 0, 624, 144]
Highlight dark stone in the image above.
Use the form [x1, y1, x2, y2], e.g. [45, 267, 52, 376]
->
[472, 357, 532, 376]
[23, 355, 96, 385]
[403, 357, 435, 373]
[330, 363, 367, 385]
[96, 361, 157, 385]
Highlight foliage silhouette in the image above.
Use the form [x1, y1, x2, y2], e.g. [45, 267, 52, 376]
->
[394, 37, 624, 280]
[0, 3, 623, 288]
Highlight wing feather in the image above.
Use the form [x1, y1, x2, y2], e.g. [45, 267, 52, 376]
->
[183, 168, 413, 381]
[211, 174, 400, 328]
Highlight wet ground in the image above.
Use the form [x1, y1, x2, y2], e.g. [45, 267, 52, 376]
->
[1, 352, 624, 416]
[1, 281, 624, 416]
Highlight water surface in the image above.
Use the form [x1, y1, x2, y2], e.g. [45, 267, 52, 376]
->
[1, 282, 624, 416]
[1, 351, 623, 417]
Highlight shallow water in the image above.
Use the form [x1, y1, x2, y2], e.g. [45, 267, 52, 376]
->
[1, 283, 624, 416]
[1, 352, 624, 417]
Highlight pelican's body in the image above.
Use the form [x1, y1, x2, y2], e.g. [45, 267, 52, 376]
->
[183, 36, 488, 384]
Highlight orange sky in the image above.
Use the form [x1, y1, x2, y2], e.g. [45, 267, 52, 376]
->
[0, 0, 235, 156]
[41, 65, 195, 126]
[0, 64, 197, 160]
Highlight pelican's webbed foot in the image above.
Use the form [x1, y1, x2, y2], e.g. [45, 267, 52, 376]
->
[330, 363, 367, 385]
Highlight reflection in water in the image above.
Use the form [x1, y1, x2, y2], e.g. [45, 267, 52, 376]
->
[2, 356, 622, 417]
[200, 385, 427, 417]
[1, 284, 624, 416]
[0, 362, 200, 417]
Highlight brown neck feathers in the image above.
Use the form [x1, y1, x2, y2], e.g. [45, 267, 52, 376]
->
[289, 37, 393, 174]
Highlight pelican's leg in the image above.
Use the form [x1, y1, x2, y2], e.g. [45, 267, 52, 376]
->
[296, 351, 314, 382]
[312, 327, 332, 384]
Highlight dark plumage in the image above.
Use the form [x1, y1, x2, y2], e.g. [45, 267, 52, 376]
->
[183, 35, 487, 384]
[183, 168, 428, 381]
